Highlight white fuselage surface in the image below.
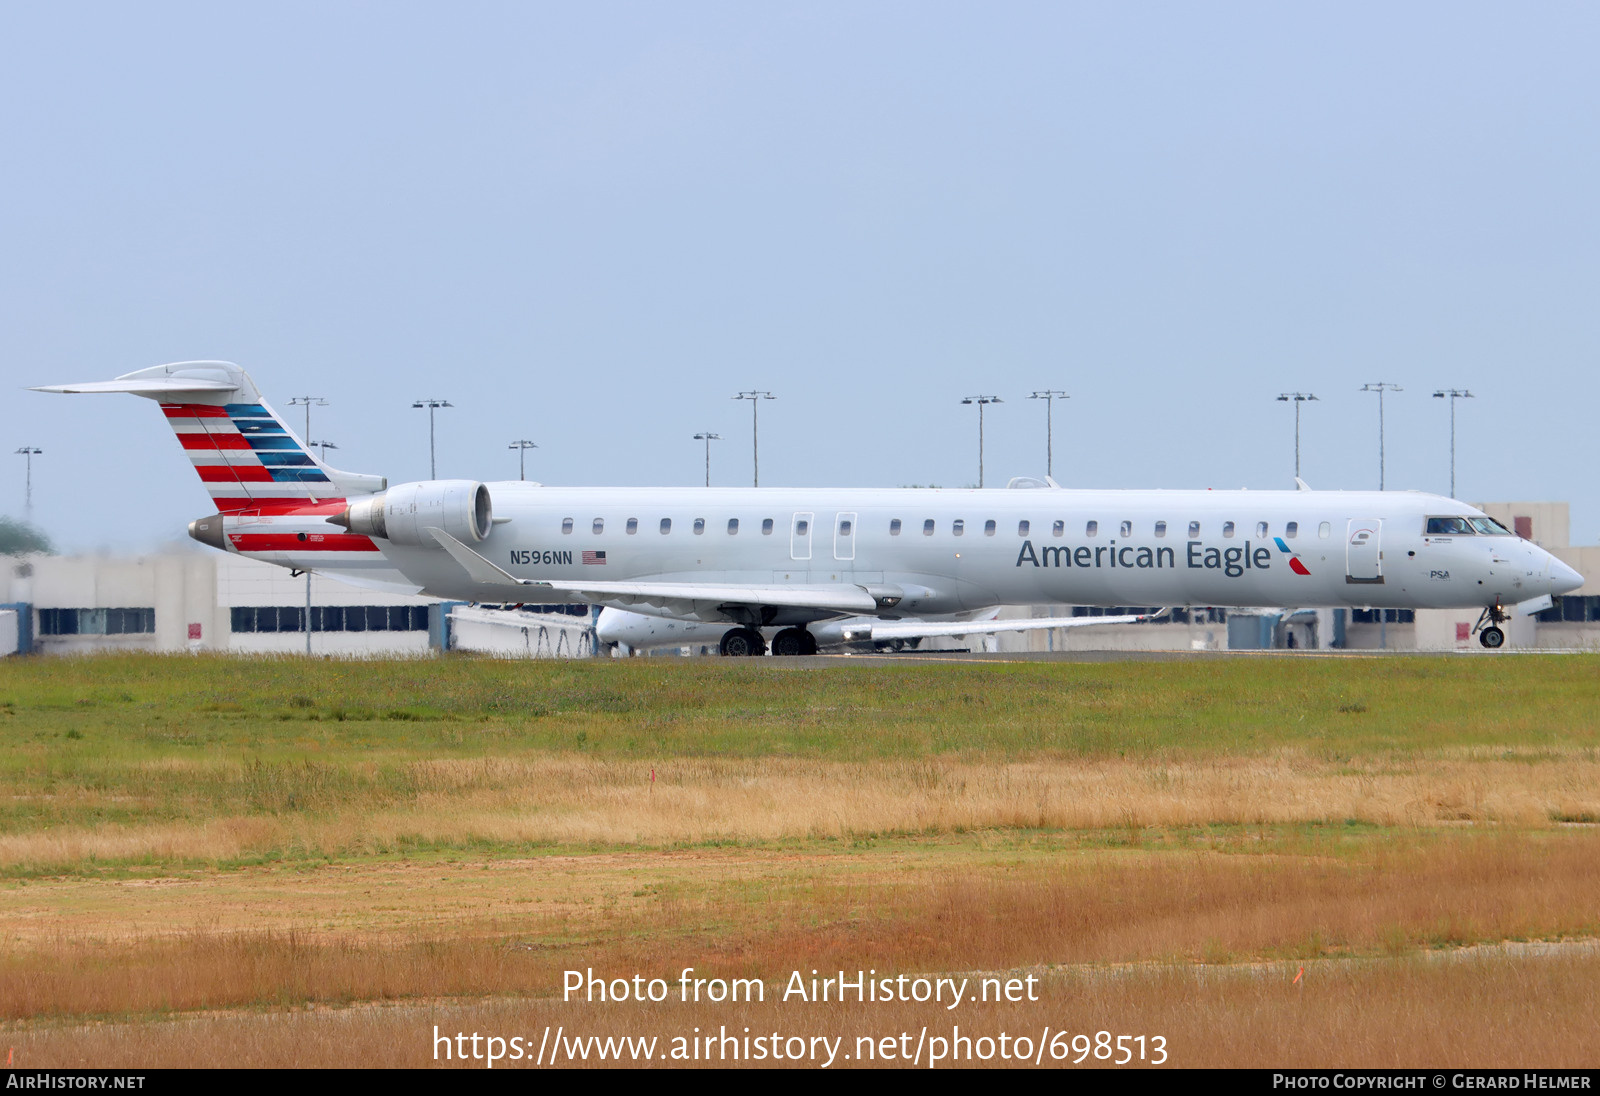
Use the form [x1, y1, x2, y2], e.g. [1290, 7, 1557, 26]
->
[373, 483, 1574, 622]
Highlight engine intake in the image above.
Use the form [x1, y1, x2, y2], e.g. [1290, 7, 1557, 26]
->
[336, 480, 493, 546]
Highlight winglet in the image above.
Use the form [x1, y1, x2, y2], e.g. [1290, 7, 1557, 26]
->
[427, 527, 534, 587]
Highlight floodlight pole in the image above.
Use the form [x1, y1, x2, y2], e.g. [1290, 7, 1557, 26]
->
[1275, 393, 1319, 480]
[286, 399, 329, 658]
[961, 396, 1002, 488]
[1028, 390, 1069, 479]
[692, 432, 723, 487]
[1432, 389, 1474, 499]
[14, 447, 41, 523]
[1360, 383, 1403, 490]
[413, 399, 453, 479]
[508, 440, 538, 481]
[732, 391, 774, 486]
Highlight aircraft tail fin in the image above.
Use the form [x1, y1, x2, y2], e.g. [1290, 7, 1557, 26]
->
[33, 361, 386, 514]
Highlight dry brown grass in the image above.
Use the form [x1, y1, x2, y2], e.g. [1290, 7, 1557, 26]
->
[3, 830, 1598, 1023]
[10, 951, 1600, 1068]
[5, 750, 1599, 869]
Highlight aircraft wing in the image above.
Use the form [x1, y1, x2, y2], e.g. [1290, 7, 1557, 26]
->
[842, 613, 1153, 643]
[428, 528, 880, 616]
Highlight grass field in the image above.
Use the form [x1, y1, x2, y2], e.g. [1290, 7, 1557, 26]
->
[2, 652, 1597, 1068]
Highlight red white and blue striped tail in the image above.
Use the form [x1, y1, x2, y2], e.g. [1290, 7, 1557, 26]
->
[33, 362, 386, 515]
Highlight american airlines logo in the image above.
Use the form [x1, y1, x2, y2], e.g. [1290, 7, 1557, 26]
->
[1273, 536, 1312, 576]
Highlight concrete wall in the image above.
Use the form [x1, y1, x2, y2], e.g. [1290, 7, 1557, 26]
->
[1474, 501, 1570, 548]
[0, 610, 16, 656]
[1551, 547, 1600, 596]
[215, 553, 436, 657]
[20, 550, 439, 657]
[27, 551, 225, 653]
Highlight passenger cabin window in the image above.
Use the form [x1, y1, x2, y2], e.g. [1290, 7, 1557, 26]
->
[1018, 520, 1030, 537]
[1086, 521, 1099, 537]
[1188, 521, 1200, 538]
[728, 518, 739, 534]
[1223, 521, 1236, 538]
[840, 519, 852, 536]
[1426, 516, 1475, 535]
[1052, 520, 1064, 537]
[1119, 520, 1132, 538]
[592, 519, 604, 534]
[1154, 521, 1167, 537]
[626, 518, 638, 535]
[923, 519, 935, 536]
[762, 518, 774, 535]
[561, 518, 574, 534]
[1255, 521, 1268, 539]
[952, 519, 965, 536]
[795, 518, 809, 536]
[984, 520, 996, 536]
[693, 518, 706, 535]
[1285, 522, 1298, 539]
[890, 518, 902, 535]
[660, 518, 672, 534]
[1318, 522, 1331, 538]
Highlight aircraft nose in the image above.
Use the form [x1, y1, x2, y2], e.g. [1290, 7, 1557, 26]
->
[1549, 556, 1584, 596]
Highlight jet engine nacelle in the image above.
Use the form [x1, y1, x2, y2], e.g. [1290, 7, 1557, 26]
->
[339, 480, 493, 546]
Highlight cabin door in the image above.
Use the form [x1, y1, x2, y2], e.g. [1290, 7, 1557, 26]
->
[1345, 519, 1384, 584]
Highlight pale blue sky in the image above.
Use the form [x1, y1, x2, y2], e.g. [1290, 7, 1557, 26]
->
[4, 2, 1597, 550]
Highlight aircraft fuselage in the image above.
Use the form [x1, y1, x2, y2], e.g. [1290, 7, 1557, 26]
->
[279, 483, 1574, 621]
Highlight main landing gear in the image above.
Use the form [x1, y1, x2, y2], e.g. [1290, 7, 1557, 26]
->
[719, 627, 766, 657]
[718, 627, 818, 656]
[1472, 604, 1509, 649]
[770, 628, 818, 657]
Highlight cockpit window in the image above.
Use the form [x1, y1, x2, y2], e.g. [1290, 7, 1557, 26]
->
[1426, 516, 1475, 535]
[1469, 516, 1512, 536]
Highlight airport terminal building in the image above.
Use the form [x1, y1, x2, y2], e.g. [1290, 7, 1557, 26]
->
[3, 501, 1596, 658]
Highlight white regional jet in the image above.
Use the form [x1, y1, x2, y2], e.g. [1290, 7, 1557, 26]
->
[38, 362, 1583, 652]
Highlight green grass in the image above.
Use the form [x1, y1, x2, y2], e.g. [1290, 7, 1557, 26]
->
[2, 651, 1597, 759]
[1, 652, 1596, 859]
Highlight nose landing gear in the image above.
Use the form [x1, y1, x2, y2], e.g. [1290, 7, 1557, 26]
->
[1471, 604, 1509, 649]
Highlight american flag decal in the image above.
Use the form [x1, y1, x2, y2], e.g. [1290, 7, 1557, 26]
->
[583, 551, 607, 565]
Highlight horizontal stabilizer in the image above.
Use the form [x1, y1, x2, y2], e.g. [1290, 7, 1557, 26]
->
[31, 378, 237, 396]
